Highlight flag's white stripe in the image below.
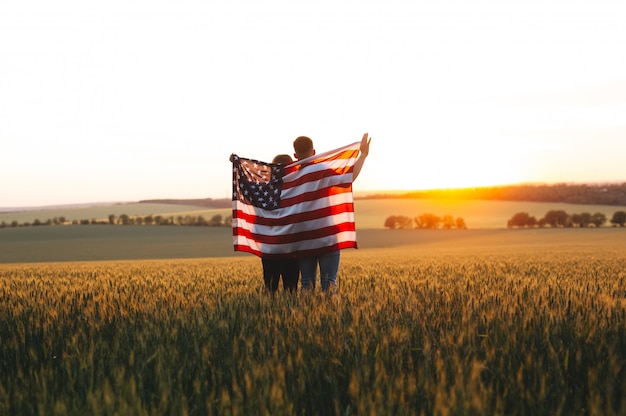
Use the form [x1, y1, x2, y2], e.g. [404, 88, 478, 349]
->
[234, 192, 352, 221]
[234, 231, 357, 255]
[236, 211, 355, 238]
[281, 172, 353, 201]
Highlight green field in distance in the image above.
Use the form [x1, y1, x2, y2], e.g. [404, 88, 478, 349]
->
[2, 198, 624, 229]
[1, 224, 625, 264]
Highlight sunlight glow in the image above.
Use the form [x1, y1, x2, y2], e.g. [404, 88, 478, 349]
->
[1, 0, 625, 206]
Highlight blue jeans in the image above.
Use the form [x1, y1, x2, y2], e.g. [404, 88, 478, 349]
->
[299, 250, 340, 293]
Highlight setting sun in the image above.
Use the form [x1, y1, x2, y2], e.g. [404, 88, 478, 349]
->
[414, 140, 528, 190]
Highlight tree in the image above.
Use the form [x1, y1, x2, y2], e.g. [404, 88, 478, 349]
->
[571, 212, 593, 228]
[441, 215, 455, 229]
[610, 211, 626, 227]
[119, 214, 130, 225]
[579, 212, 592, 227]
[184, 215, 197, 226]
[108, 214, 116, 225]
[397, 216, 413, 229]
[384, 215, 413, 229]
[384, 216, 398, 229]
[507, 212, 537, 228]
[591, 212, 607, 227]
[209, 214, 223, 226]
[455, 217, 467, 229]
[415, 213, 441, 229]
[542, 210, 570, 228]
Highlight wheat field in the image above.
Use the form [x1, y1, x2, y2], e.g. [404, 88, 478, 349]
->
[1, 244, 625, 415]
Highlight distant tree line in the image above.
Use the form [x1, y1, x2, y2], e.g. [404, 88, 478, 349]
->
[384, 214, 467, 230]
[139, 198, 231, 209]
[507, 210, 626, 228]
[0, 213, 232, 229]
[360, 183, 626, 206]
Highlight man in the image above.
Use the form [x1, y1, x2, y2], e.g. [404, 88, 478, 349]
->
[293, 133, 371, 294]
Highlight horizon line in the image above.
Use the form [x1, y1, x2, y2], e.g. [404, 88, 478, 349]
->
[3, 181, 626, 212]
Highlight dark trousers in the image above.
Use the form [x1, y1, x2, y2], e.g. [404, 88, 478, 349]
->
[261, 257, 300, 294]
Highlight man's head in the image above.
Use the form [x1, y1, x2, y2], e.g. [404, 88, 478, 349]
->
[293, 136, 315, 160]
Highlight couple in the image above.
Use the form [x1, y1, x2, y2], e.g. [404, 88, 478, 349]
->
[261, 133, 371, 296]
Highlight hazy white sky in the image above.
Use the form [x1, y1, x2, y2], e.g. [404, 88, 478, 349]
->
[1, 0, 625, 207]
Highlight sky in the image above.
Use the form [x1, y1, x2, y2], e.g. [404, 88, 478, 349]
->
[1, 0, 625, 208]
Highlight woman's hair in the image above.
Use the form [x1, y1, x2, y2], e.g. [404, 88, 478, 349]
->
[272, 154, 293, 164]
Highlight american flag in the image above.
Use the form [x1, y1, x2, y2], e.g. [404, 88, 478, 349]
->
[232, 141, 361, 258]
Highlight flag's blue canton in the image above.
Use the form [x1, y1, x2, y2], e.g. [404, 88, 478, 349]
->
[232, 155, 284, 210]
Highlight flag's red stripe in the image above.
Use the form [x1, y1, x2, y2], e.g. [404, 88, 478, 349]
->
[285, 202, 353, 226]
[282, 165, 354, 191]
[234, 220, 355, 245]
[233, 244, 262, 257]
[234, 222, 355, 246]
[280, 183, 351, 209]
[233, 240, 357, 259]
[250, 241, 358, 259]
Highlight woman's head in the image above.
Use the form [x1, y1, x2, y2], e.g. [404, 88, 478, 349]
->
[272, 154, 293, 164]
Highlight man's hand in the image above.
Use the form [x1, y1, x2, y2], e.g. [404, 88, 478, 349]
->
[353, 132, 371, 181]
[360, 132, 371, 157]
